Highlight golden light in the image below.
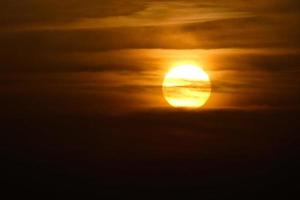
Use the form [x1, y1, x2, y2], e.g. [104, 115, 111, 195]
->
[163, 64, 211, 109]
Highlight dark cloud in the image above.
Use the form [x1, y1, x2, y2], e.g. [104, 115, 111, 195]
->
[1, 15, 299, 52]
[1, 0, 299, 27]
[0, 0, 145, 27]
[213, 53, 300, 71]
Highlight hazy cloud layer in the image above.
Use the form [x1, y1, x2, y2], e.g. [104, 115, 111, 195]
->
[1, 0, 300, 110]
[1, 1, 300, 194]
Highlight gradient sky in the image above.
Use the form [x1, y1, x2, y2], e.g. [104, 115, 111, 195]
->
[1, 1, 300, 195]
[1, 0, 300, 114]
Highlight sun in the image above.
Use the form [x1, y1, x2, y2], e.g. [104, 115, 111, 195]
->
[163, 64, 211, 109]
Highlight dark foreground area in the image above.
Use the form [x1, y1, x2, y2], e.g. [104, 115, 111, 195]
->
[1, 109, 300, 198]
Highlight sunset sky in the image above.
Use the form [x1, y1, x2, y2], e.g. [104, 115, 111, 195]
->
[1, 0, 300, 197]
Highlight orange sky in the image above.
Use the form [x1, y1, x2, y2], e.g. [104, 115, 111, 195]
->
[1, 1, 300, 195]
[0, 0, 300, 114]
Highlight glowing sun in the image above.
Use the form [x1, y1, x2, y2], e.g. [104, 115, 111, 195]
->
[163, 64, 211, 109]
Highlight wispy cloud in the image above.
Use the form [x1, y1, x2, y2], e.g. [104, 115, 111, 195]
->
[1, 0, 300, 110]
[4, 2, 252, 32]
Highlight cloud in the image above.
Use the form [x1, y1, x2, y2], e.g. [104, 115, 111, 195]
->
[4, 2, 251, 31]
[0, 0, 300, 111]
[0, 0, 146, 27]
[1, 1, 300, 192]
